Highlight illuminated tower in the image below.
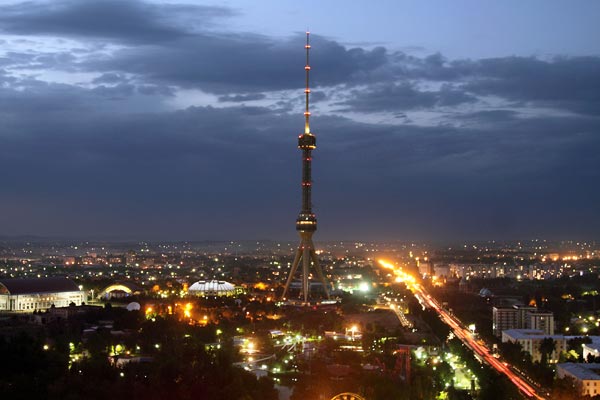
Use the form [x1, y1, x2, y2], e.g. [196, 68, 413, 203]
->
[282, 32, 330, 303]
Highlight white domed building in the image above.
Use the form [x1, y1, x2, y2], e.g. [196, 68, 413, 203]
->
[126, 302, 141, 311]
[188, 280, 236, 297]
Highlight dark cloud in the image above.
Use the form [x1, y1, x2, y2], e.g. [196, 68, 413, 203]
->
[310, 91, 327, 103]
[0, 0, 234, 43]
[464, 56, 600, 114]
[0, 76, 171, 115]
[92, 72, 128, 84]
[79, 33, 390, 94]
[3, 1, 597, 118]
[336, 82, 477, 112]
[0, 1, 599, 240]
[218, 93, 266, 102]
[0, 78, 598, 240]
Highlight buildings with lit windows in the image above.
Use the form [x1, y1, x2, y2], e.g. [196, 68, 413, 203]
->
[493, 307, 518, 337]
[449, 262, 567, 280]
[0, 277, 84, 312]
[515, 305, 537, 329]
[492, 305, 553, 337]
[557, 363, 600, 397]
[528, 311, 555, 335]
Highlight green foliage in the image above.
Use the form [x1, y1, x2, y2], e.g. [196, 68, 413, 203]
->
[567, 336, 592, 361]
[447, 338, 521, 400]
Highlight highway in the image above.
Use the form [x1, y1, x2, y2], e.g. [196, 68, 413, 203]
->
[378, 260, 545, 400]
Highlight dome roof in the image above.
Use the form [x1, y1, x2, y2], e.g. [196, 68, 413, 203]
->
[126, 302, 141, 311]
[188, 280, 235, 294]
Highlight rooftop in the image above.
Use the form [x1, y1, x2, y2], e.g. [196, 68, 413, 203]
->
[0, 277, 80, 295]
[502, 329, 564, 340]
[188, 280, 235, 292]
[558, 363, 600, 381]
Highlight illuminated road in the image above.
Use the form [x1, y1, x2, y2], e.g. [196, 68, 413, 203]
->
[378, 260, 545, 400]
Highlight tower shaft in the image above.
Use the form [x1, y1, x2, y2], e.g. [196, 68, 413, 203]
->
[282, 32, 330, 303]
[301, 148, 312, 213]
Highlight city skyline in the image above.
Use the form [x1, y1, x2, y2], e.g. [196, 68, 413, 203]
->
[0, 0, 599, 241]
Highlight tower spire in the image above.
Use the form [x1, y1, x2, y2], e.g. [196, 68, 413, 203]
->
[304, 31, 311, 134]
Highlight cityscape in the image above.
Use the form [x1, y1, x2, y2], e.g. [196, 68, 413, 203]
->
[1, 1, 600, 400]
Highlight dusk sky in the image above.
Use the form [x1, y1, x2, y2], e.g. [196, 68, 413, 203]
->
[0, 0, 599, 241]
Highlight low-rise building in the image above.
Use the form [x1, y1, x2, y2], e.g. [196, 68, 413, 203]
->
[0, 277, 84, 312]
[557, 363, 600, 397]
[583, 342, 600, 361]
[501, 329, 566, 362]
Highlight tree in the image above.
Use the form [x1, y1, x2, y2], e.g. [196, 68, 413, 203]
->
[539, 337, 556, 365]
[498, 341, 529, 367]
[567, 336, 592, 362]
[553, 376, 583, 400]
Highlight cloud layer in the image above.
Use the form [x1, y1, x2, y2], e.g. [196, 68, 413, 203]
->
[0, 0, 598, 241]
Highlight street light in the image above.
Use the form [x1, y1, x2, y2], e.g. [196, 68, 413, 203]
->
[468, 324, 476, 335]
[348, 325, 358, 341]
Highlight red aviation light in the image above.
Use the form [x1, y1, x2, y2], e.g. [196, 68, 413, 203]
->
[305, 66, 311, 70]
[304, 112, 311, 116]
[304, 89, 311, 93]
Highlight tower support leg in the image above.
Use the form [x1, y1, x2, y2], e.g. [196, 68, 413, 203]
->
[302, 242, 311, 304]
[309, 243, 330, 299]
[282, 247, 302, 300]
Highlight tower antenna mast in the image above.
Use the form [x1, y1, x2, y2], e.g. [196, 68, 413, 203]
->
[304, 31, 311, 135]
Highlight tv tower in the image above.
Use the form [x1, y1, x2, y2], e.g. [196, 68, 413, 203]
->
[282, 32, 330, 303]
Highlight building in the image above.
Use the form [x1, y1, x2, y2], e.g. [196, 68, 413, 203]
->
[417, 260, 433, 277]
[0, 277, 84, 312]
[557, 363, 600, 397]
[583, 342, 600, 362]
[501, 329, 566, 362]
[515, 305, 537, 329]
[433, 264, 450, 278]
[492, 304, 550, 337]
[528, 311, 555, 335]
[98, 281, 142, 299]
[493, 307, 518, 337]
[188, 280, 236, 297]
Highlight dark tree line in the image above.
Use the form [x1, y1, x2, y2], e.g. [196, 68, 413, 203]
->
[0, 310, 277, 400]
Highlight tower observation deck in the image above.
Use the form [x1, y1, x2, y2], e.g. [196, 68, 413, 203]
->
[282, 32, 330, 303]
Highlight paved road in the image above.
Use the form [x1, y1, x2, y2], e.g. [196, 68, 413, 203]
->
[378, 260, 545, 399]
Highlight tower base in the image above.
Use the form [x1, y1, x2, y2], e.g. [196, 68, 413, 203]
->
[281, 231, 330, 303]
